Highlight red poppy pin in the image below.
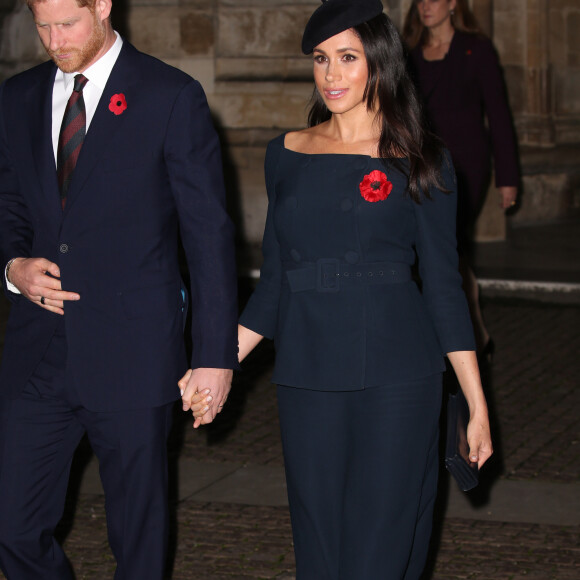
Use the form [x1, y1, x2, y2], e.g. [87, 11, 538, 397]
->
[359, 170, 393, 202]
[109, 93, 127, 116]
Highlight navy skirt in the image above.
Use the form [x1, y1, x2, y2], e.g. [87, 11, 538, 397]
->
[277, 373, 442, 580]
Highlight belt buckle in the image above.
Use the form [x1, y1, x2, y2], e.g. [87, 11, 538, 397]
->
[316, 258, 340, 293]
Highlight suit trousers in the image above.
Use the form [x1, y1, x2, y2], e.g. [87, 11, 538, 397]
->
[0, 321, 174, 580]
[277, 373, 442, 580]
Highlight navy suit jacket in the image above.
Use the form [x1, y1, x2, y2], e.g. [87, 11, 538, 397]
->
[240, 135, 475, 390]
[0, 42, 238, 411]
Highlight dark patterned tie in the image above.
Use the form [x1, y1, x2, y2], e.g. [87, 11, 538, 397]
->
[57, 73, 89, 208]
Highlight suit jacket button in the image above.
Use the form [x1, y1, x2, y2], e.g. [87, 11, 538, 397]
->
[59, 243, 69, 254]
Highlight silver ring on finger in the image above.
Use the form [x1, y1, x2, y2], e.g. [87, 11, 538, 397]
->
[40, 296, 46, 305]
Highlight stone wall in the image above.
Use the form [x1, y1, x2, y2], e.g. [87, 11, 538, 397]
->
[491, 0, 580, 229]
[0, 0, 579, 244]
[0, 0, 46, 79]
[494, 0, 580, 146]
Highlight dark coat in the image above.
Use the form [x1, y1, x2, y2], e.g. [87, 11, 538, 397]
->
[408, 30, 519, 220]
[0, 42, 239, 411]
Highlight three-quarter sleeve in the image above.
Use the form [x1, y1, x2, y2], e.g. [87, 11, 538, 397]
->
[238, 137, 284, 339]
[414, 153, 476, 353]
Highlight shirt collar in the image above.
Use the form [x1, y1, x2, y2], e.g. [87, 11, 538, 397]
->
[60, 31, 123, 91]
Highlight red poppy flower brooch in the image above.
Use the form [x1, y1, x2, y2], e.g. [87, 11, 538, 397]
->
[359, 170, 393, 202]
[109, 93, 127, 116]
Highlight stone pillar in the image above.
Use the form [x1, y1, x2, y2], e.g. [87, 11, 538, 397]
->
[523, 0, 553, 146]
[494, 0, 554, 146]
[549, 0, 580, 144]
[493, 0, 580, 227]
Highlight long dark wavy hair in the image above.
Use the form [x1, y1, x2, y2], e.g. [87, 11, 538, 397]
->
[307, 13, 445, 203]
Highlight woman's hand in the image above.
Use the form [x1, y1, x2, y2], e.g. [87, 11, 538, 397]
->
[466, 409, 493, 469]
[447, 351, 493, 469]
[498, 185, 517, 210]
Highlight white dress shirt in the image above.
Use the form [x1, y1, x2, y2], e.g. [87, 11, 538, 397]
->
[51, 32, 123, 160]
[6, 33, 124, 293]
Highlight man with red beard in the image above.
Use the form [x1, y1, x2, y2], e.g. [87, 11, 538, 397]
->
[0, 0, 239, 577]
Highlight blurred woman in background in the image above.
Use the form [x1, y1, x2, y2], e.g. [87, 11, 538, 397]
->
[404, 0, 519, 357]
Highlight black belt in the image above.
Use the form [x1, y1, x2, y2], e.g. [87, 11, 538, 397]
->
[284, 259, 412, 293]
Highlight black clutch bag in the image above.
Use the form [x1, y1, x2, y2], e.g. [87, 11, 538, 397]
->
[445, 389, 479, 491]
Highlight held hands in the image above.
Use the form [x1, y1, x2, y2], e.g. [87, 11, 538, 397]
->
[7, 258, 80, 314]
[179, 367, 233, 429]
[178, 325, 262, 428]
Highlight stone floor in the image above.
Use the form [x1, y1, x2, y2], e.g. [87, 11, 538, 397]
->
[0, 296, 577, 579]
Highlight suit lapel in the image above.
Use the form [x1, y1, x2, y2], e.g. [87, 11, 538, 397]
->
[26, 64, 62, 219]
[63, 43, 141, 214]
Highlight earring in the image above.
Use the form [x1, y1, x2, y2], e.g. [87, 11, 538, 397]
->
[450, 9, 455, 15]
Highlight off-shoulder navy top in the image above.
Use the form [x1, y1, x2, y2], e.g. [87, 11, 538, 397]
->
[240, 134, 475, 390]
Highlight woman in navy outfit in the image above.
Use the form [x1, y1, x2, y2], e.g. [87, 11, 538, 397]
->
[404, 0, 519, 355]
[183, 1, 492, 577]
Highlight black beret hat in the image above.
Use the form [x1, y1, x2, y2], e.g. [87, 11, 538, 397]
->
[302, 0, 384, 54]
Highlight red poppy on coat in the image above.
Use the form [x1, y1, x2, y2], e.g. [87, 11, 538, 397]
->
[109, 94, 127, 115]
[359, 170, 393, 202]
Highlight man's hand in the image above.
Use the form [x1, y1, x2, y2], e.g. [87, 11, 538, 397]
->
[180, 367, 233, 428]
[7, 257, 80, 315]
